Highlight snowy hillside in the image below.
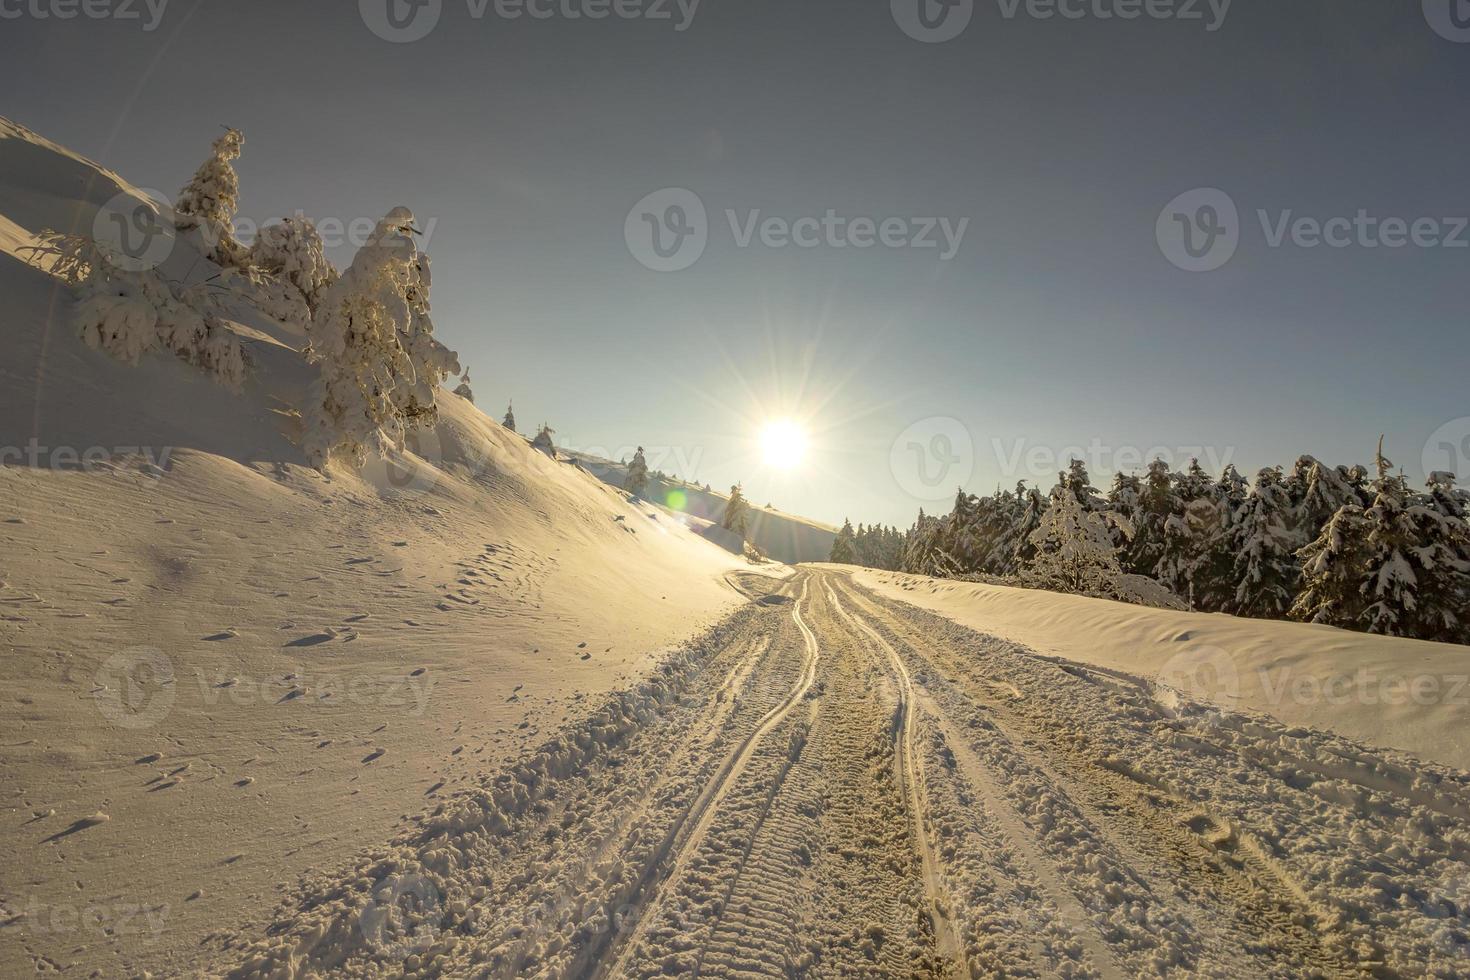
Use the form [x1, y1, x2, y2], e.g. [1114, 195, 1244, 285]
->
[569, 451, 838, 564]
[0, 117, 758, 978]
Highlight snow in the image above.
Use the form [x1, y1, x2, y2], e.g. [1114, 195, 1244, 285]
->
[4, 113, 1469, 978]
[856, 567, 1470, 769]
[0, 115, 757, 978]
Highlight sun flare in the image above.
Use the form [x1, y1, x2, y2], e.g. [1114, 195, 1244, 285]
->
[759, 419, 808, 470]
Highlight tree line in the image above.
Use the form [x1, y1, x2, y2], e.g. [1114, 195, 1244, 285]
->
[832, 445, 1470, 646]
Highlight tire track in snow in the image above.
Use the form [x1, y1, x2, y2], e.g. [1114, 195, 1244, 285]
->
[595, 578, 821, 978]
[824, 579, 970, 980]
[838, 575, 1371, 977]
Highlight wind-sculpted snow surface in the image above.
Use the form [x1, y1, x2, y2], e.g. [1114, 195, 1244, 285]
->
[210, 568, 1470, 979]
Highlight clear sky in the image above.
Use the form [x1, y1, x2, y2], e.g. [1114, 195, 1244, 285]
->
[3, 0, 1468, 527]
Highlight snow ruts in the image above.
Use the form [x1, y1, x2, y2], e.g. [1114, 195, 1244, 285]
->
[212, 568, 1470, 979]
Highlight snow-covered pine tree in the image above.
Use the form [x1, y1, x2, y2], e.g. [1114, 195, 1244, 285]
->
[1293, 442, 1469, 641]
[1106, 472, 1143, 556]
[453, 369, 474, 402]
[246, 215, 337, 313]
[1007, 483, 1047, 572]
[722, 484, 751, 537]
[392, 252, 459, 429]
[1022, 483, 1134, 597]
[1229, 467, 1300, 618]
[902, 508, 943, 575]
[1127, 459, 1179, 579]
[1291, 502, 1372, 630]
[830, 519, 857, 564]
[1412, 472, 1470, 643]
[624, 446, 650, 497]
[301, 207, 459, 468]
[502, 401, 516, 431]
[175, 128, 246, 266]
[1062, 459, 1105, 510]
[532, 423, 556, 455]
[1356, 448, 1428, 637]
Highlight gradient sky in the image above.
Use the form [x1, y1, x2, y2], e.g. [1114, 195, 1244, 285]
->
[3, 0, 1468, 527]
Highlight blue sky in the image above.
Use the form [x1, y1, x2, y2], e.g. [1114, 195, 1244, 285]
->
[3, 0, 1468, 526]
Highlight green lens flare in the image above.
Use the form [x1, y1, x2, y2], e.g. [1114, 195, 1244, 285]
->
[666, 489, 688, 511]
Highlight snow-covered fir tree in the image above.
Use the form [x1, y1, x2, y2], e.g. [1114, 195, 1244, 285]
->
[393, 251, 460, 428]
[722, 484, 751, 537]
[1022, 483, 1134, 597]
[1287, 455, 1367, 532]
[502, 401, 516, 431]
[829, 519, 857, 564]
[624, 446, 650, 497]
[532, 423, 555, 455]
[1292, 444, 1470, 641]
[301, 207, 459, 468]
[453, 369, 474, 402]
[175, 128, 246, 266]
[1061, 459, 1106, 510]
[1229, 467, 1300, 617]
[246, 215, 337, 313]
[1291, 502, 1372, 630]
[1127, 459, 1179, 579]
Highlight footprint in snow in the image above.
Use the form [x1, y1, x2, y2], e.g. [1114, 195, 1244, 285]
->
[285, 630, 337, 647]
[361, 749, 385, 764]
[42, 812, 109, 843]
[203, 629, 238, 641]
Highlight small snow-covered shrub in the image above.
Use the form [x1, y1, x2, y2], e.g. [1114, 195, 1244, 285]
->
[29, 230, 247, 391]
[74, 273, 160, 364]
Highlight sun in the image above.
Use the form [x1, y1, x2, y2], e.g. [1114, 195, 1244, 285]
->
[759, 419, 808, 470]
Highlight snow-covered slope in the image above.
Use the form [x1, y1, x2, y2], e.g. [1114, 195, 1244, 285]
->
[570, 451, 838, 563]
[856, 568, 1470, 769]
[0, 117, 757, 978]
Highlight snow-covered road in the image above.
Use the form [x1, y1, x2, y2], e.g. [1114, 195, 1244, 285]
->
[217, 568, 1470, 978]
